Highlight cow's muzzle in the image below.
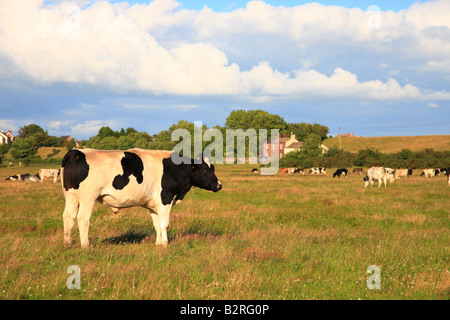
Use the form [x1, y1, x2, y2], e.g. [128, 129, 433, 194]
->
[215, 181, 222, 192]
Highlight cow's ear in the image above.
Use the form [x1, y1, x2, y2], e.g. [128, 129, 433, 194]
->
[203, 156, 211, 168]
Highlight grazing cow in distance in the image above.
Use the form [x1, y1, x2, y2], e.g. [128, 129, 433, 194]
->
[394, 169, 409, 179]
[39, 169, 60, 183]
[251, 168, 259, 174]
[22, 173, 41, 182]
[5, 173, 40, 182]
[294, 168, 305, 174]
[5, 174, 21, 181]
[420, 169, 435, 177]
[439, 168, 447, 175]
[61, 148, 222, 248]
[309, 167, 327, 175]
[333, 168, 348, 178]
[352, 168, 364, 175]
[364, 167, 396, 188]
[385, 168, 396, 179]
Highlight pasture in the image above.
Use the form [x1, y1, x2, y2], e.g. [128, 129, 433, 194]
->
[323, 134, 450, 153]
[0, 164, 448, 300]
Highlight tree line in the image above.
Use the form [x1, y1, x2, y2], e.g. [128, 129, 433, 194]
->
[279, 146, 450, 169]
[2, 109, 448, 169]
[1, 110, 329, 162]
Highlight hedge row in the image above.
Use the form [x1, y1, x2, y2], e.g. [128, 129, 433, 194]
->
[279, 147, 450, 169]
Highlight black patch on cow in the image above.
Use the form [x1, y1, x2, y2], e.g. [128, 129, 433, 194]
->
[62, 150, 89, 191]
[160, 155, 193, 205]
[160, 153, 221, 206]
[112, 152, 144, 190]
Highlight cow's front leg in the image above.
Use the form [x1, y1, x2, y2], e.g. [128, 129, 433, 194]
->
[154, 203, 173, 247]
[150, 209, 162, 245]
[62, 191, 79, 246]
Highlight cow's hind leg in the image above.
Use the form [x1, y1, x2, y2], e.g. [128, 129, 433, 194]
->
[77, 196, 96, 248]
[63, 191, 79, 246]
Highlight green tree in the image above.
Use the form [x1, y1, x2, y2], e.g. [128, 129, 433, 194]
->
[9, 136, 39, 159]
[0, 143, 10, 155]
[17, 124, 45, 138]
[287, 122, 329, 142]
[66, 139, 77, 151]
[300, 133, 322, 158]
[97, 126, 118, 139]
[226, 109, 287, 133]
[17, 124, 58, 147]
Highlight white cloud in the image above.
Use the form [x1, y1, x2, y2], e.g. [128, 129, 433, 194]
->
[427, 102, 438, 108]
[70, 120, 106, 137]
[0, 119, 20, 132]
[0, 0, 449, 102]
[48, 120, 71, 129]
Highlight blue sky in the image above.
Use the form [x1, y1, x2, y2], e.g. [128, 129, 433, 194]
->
[1, 0, 449, 140]
[120, 0, 421, 12]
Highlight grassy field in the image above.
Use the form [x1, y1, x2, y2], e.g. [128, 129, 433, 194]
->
[0, 163, 448, 300]
[323, 135, 450, 153]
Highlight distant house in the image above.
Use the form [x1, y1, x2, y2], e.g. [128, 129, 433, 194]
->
[0, 130, 14, 145]
[263, 132, 329, 158]
[263, 133, 303, 158]
[60, 135, 80, 148]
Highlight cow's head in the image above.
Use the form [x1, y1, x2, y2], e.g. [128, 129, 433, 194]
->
[386, 170, 396, 182]
[363, 176, 370, 187]
[191, 155, 222, 192]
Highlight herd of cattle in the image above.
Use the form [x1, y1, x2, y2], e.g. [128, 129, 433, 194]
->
[273, 166, 450, 187]
[2, 148, 449, 248]
[6, 166, 450, 188]
[5, 169, 60, 183]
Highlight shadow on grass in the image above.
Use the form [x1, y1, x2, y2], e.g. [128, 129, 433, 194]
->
[102, 226, 151, 245]
[102, 222, 227, 245]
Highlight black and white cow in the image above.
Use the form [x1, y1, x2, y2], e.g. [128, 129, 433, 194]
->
[447, 168, 450, 186]
[5, 174, 21, 181]
[420, 169, 435, 177]
[363, 166, 396, 188]
[309, 167, 327, 175]
[22, 173, 40, 182]
[39, 169, 60, 183]
[61, 148, 222, 248]
[333, 168, 348, 178]
[5, 173, 40, 182]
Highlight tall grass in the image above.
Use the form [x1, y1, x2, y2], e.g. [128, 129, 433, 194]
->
[0, 164, 448, 300]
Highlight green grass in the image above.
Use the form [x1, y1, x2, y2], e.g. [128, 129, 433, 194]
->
[0, 164, 448, 300]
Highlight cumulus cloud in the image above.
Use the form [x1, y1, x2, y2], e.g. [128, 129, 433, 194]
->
[70, 120, 108, 137]
[0, 0, 449, 102]
[0, 119, 20, 132]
